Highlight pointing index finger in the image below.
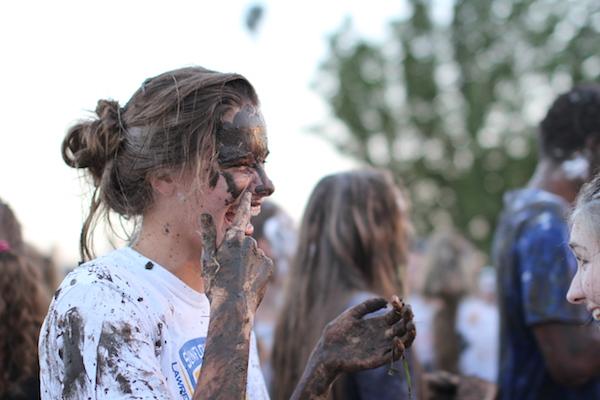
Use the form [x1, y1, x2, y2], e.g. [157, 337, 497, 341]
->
[226, 191, 252, 240]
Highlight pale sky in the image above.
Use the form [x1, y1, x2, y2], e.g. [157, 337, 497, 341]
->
[0, 1, 407, 265]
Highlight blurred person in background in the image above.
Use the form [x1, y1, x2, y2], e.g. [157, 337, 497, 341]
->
[271, 168, 417, 400]
[411, 231, 498, 400]
[0, 197, 25, 254]
[0, 204, 48, 399]
[0, 198, 58, 299]
[455, 266, 499, 383]
[492, 84, 600, 399]
[405, 238, 436, 372]
[417, 230, 484, 375]
[251, 201, 298, 390]
[0, 199, 54, 399]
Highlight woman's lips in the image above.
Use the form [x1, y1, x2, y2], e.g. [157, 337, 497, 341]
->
[223, 203, 261, 236]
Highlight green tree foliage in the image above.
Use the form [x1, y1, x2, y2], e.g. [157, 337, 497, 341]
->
[314, 0, 600, 251]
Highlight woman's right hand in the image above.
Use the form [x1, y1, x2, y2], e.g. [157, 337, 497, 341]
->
[199, 191, 273, 314]
[195, 192, 273, 400]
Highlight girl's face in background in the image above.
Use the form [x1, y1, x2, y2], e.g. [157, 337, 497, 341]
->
[567, 214, 600, 320]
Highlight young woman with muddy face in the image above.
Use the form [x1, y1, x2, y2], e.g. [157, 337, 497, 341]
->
[568, 174, 600, 321]
[40, 66, 415, 400]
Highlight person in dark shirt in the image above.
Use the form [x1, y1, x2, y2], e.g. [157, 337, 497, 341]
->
[492, 84, 600, 399]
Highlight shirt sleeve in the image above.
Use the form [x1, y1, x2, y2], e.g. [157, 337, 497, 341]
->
[40, 277, 171, 400]
[516, 210, 588, 325]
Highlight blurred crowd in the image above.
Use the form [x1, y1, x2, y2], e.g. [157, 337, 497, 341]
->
[3, 80, 600, 400]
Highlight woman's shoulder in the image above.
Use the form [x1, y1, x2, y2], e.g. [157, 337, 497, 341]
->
[51, 247, 147, 310]
[42, 248, 159, 345]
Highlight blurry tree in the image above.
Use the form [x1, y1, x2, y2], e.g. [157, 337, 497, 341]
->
[314, 0, 600, 251]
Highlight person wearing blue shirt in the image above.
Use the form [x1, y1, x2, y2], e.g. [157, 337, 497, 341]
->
[493, 84, 600, 400]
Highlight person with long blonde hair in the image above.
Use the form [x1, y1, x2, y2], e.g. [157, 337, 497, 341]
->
[272, 169, 414, 400]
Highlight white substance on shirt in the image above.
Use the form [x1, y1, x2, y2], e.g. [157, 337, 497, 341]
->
[39, 247, 269, 399]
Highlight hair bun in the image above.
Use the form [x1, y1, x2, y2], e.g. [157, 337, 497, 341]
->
[95, 99, 124, 131]
[62, 99, 126, 185]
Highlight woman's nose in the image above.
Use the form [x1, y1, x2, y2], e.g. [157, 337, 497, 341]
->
[566, 271, 585, 304]
[254, 165, 274, 197]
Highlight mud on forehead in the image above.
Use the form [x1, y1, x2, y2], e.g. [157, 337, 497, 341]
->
[216, 105, 268, 166]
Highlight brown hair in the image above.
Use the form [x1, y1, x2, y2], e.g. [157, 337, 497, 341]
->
[0, 252, 47, 398]
[271, 169, 410, 400]
[0, 199, 58, 298]
[0, 198, 24, 254]
[62, 66, 259, 260]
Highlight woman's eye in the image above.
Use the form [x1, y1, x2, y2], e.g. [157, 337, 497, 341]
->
[577, 257, 589, 269]
[234, 165, 254, 174]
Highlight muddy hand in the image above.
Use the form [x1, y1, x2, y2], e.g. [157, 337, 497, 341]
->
[317, 296, 416, 374]
[199, 192, 273, 312]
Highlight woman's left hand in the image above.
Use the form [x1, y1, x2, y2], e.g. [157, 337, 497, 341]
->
[316, 296, 416, 374]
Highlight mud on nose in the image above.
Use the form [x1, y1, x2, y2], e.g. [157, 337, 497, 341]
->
[254, 166, 274, 196]
[255, 183, 274, 196]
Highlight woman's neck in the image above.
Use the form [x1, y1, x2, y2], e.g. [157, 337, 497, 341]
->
[132, 216, 204, 293]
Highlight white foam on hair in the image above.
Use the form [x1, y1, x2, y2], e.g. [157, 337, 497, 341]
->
[561, 155, 590, 181]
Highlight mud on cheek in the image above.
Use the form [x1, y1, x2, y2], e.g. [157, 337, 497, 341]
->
[220, 171, 246, 204]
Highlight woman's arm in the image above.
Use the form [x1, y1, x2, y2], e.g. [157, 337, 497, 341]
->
[194, 193, 273, 400]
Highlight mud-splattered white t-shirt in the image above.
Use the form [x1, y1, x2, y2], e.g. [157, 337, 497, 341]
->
[39, 247, 269, 399]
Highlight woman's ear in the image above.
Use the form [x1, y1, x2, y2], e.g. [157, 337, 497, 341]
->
[149, 170, 177, 197]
